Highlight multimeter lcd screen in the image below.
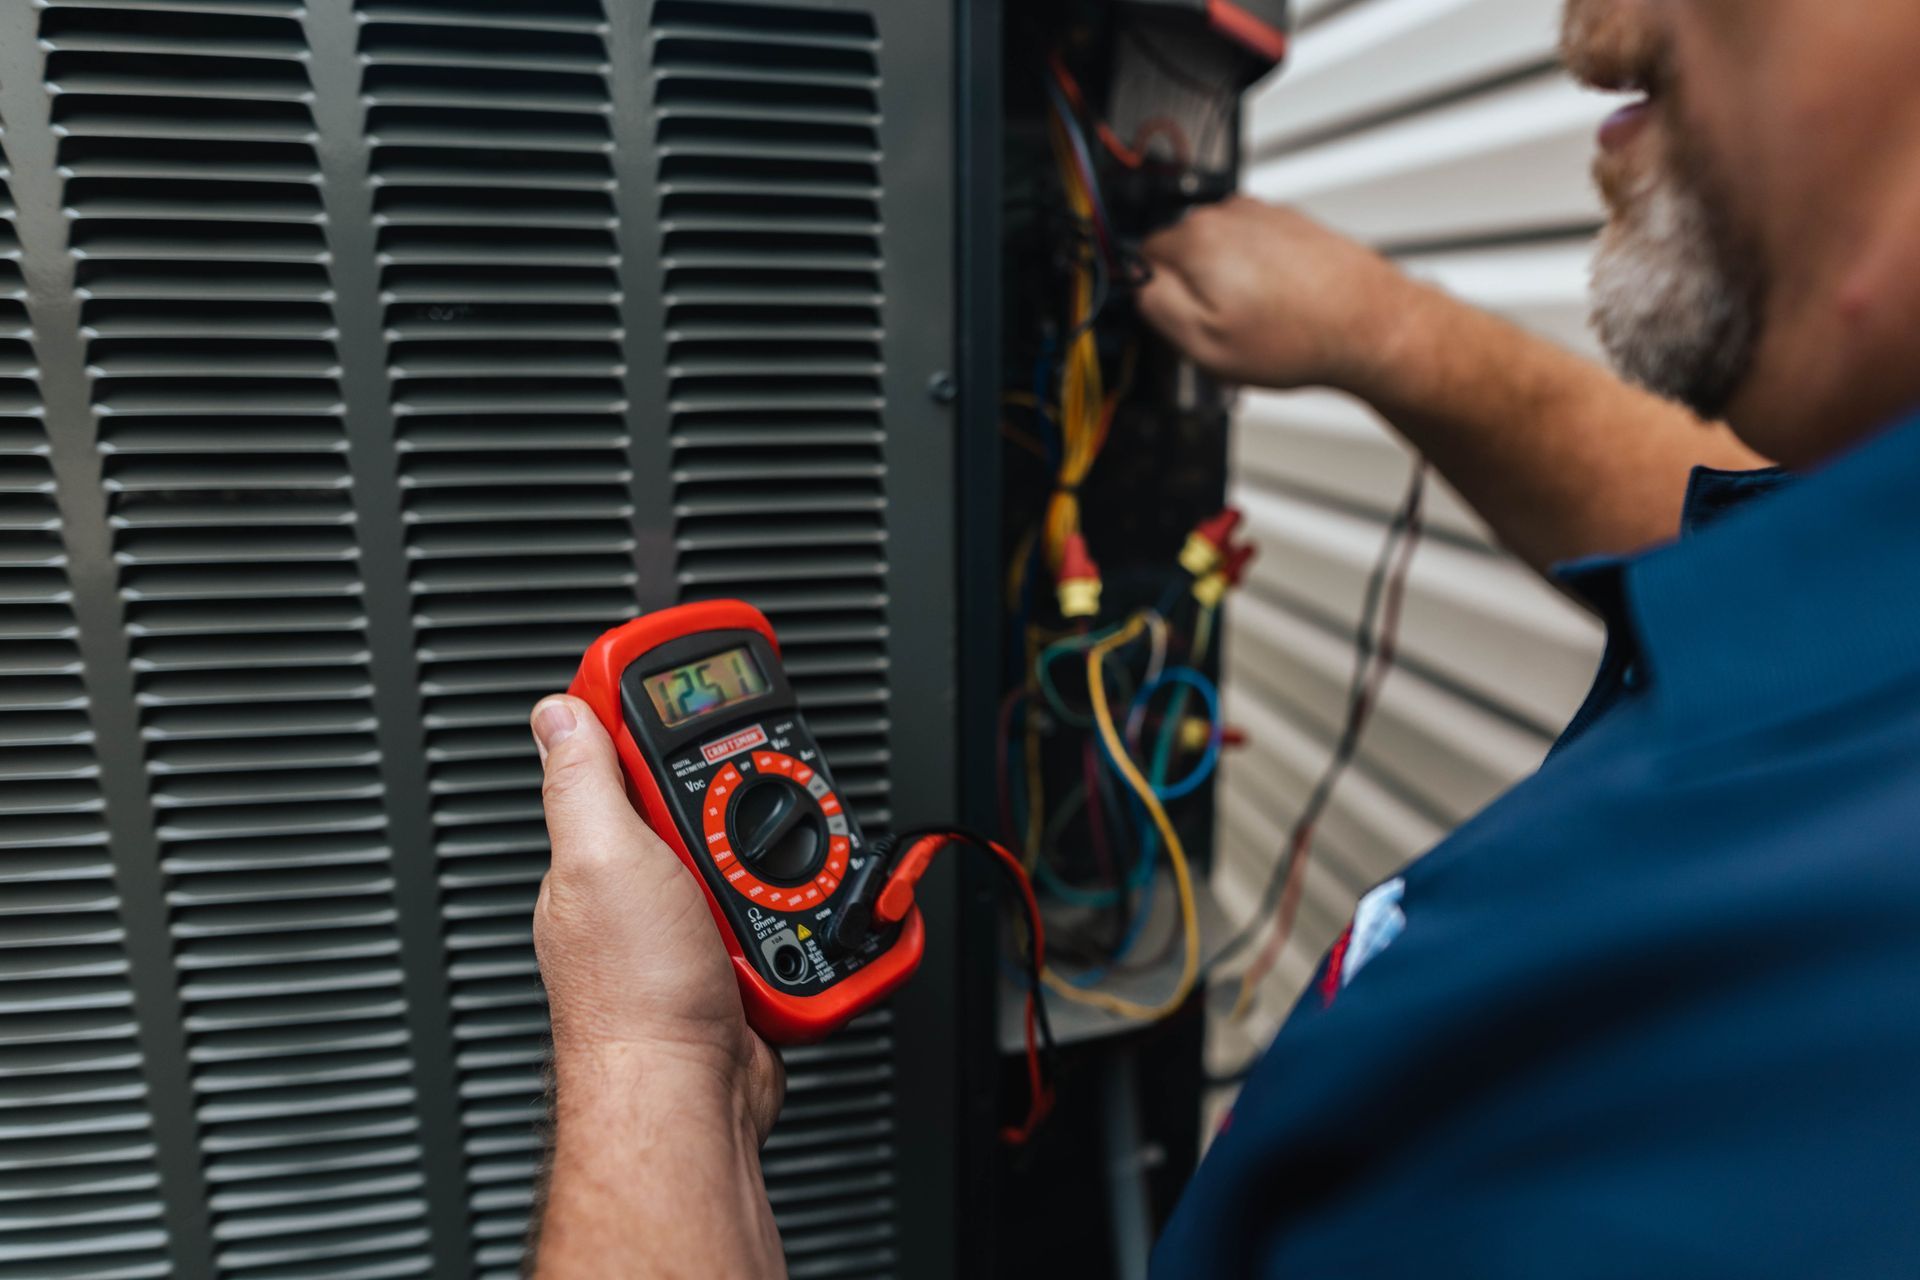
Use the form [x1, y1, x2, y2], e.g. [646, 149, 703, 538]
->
[644, 645, 771, 728]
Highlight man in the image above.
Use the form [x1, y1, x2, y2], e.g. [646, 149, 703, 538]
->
[526, 0, 1920, 1273]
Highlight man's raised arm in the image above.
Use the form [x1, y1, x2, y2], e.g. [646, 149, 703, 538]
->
[1138, 197, 1767, 575]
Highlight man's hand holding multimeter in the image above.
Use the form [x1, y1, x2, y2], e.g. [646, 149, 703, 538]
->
[565, 601, 932, 1045]
[544, 599, 1052, 1147]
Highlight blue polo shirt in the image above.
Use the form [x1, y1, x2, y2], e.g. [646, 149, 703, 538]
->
[1155, 412, 1920, 1278]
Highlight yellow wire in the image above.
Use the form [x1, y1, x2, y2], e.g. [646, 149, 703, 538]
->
[1041, 615, 1200, 1021]
[1042, 112, 1107, 574]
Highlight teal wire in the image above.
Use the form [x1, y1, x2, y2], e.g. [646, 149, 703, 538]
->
[1035, 626, 1115, 727]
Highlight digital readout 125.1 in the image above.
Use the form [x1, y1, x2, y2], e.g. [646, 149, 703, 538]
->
[646, 645, 770, 729]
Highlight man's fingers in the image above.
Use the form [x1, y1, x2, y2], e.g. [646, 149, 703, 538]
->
[1140, 215, 1194, 273]
[1136, 257, 1209, 354]
[532, 694, 661, 882]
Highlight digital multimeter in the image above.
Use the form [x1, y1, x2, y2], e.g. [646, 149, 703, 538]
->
[569, 601, 925, 1044]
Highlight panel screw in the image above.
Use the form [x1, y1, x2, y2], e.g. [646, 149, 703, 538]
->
[927, 371, 958, 404]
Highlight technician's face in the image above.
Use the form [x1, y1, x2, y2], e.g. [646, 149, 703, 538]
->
[1563, 0, 1766, 425]
[1564, 0, 1920, 464]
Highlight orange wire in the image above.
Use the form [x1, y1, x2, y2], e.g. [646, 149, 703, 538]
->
[1047, 52, 1146, 170]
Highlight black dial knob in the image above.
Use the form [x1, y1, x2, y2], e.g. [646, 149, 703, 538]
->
[729, 775, 826, 885]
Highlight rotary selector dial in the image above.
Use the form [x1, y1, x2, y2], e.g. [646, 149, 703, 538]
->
[730, 775, 824, 883]
[703, 750, 851, 910]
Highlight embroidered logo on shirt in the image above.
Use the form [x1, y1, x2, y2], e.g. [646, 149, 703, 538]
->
[1323, 878, 1406, 1006]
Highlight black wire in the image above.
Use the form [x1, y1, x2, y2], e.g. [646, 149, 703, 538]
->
[885, 826, 1059, 1075]
[1201, 466, 1429, 979]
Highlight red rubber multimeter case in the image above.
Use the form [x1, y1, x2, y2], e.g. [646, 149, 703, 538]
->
[569, 601, 925, 1044]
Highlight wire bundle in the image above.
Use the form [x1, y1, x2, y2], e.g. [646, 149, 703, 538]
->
[1042, 616, 1202, 1020]
[1212, 466, 1429, 1022]
[1002, 600, 1229, 1019]
[1041, 71, 1118, 574]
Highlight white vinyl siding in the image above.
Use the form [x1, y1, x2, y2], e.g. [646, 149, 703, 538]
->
[1214, 0, 1614, 1059]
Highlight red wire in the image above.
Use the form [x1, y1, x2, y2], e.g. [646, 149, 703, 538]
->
[980, 835, 1055, 1145]
[875, 830, 1053, 1143]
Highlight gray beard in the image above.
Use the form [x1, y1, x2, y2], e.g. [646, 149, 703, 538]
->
[1590, 157, 1765, 420]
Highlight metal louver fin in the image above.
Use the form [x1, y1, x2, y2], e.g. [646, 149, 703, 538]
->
[0, 119, 171, 1280]
[654, 5, 900, 1274]
[657, 0, 892, 840]
[353, 0, 632, 1269]
[38, 2, 434, 1274]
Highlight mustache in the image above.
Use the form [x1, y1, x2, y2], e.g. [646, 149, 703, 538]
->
[1561, 0, 1671, 94]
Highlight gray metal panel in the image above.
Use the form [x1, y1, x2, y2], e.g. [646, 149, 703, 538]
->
[0, 0, 966, 1274]
[0, 90, 177, 1280]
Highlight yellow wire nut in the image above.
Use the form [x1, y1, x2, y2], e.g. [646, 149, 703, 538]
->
[1177, 716, 1212, 754]
[1056, 577, 1101, 619]
[1178, 530, 1225, 578]
[1191, 569, 1229, 609]
[1040, 614, 1201, 1022]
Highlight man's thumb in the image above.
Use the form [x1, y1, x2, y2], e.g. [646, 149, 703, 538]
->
[532, 695, 651, 879]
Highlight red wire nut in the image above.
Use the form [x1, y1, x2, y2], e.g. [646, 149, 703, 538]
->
[1180, 507, 1244, 578]
[1194, 538, 1258, 607]
[1056, 531, 1103, 619]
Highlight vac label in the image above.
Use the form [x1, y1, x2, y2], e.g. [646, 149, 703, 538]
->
[701, 723, 768, 764]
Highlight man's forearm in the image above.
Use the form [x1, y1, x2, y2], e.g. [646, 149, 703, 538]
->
[535, 1045, 786, 1279]
[1348, 277, 1768, 573]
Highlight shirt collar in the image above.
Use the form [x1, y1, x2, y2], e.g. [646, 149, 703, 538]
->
[1549, 466, 1788, 641]
[1676, 464, 1797, 538]
[1613, 412, 1920, 739]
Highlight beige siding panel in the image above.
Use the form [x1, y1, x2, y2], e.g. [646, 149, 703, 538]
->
[1231, 390, 1493, 545]
[1250, 0, 1564, 152]
[1214, 0, 1606, 1076]
[1402, 237, 1600, 357]
[1233, 484, 1604, 731]
[1224, 591, 1550, 825]
[1246, 73, 1612, 245]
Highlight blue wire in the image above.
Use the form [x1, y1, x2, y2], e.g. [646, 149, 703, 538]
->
[1130, 668, 1224, 801]
[1060, 668, 1222, 986]
[1044, 77, 1116, 245]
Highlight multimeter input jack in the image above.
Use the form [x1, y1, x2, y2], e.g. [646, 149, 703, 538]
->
[760, 928, 810, 986]
[772, 945, 806, 983]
